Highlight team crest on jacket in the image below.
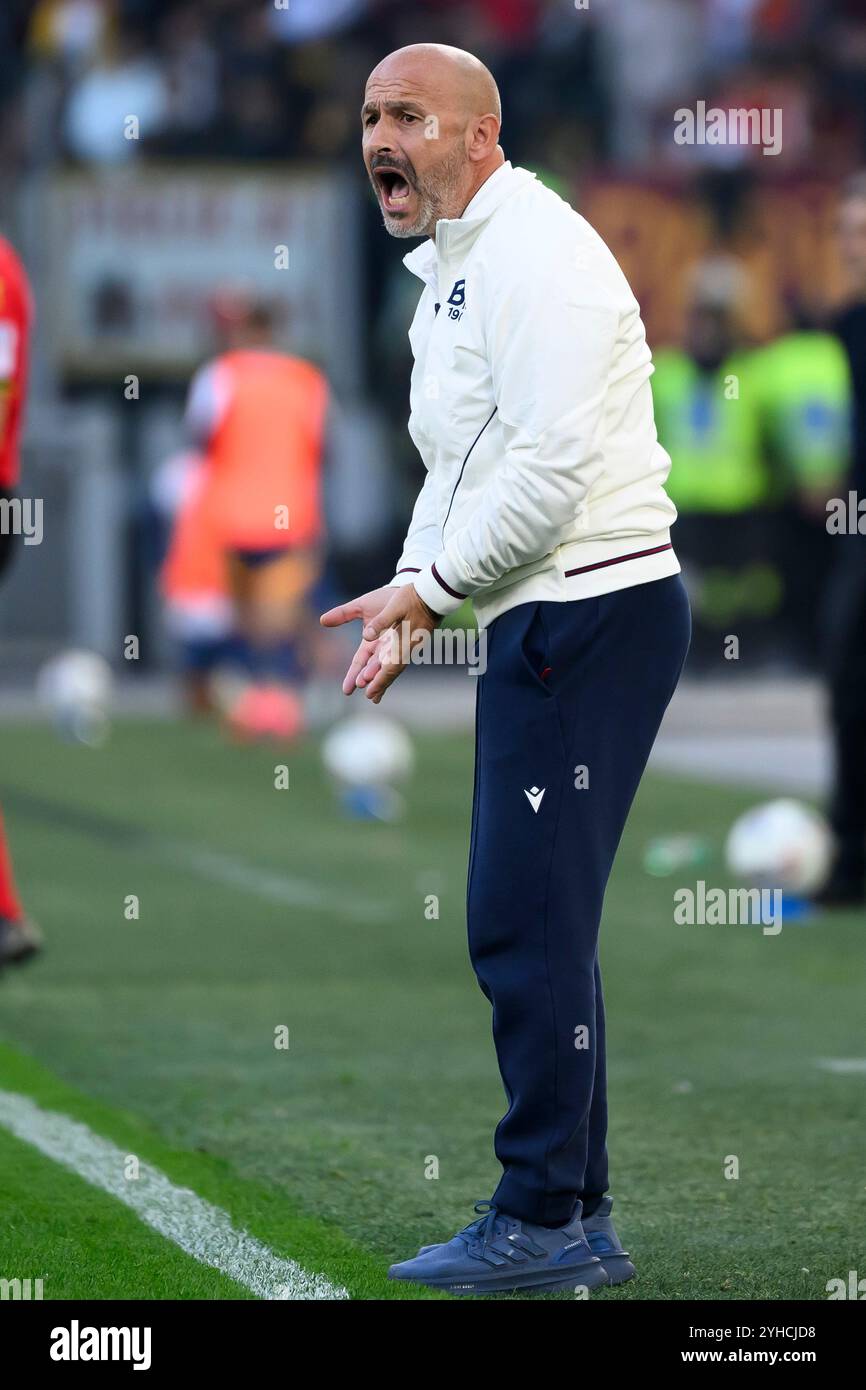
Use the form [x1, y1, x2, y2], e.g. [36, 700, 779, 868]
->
[446, 279, 466, 320]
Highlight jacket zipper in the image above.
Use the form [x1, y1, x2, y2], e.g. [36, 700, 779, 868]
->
[441, 406, 498, 538]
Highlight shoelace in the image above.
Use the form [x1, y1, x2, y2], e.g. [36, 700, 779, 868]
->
[459, 1200, 502, 1248]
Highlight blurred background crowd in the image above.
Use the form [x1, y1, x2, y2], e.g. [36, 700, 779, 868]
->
[1, 0, 866, 680]
[3, 0, 866, 174]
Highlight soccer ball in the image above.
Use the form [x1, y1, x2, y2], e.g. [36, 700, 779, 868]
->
[321, 713, 414, 820]
[724, 798, 832, 897]
[36, 649, 113, 746]
[322, 712, 414, 787]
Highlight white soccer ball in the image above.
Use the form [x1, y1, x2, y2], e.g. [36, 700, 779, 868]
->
[725, 798, 832, 896]
[321, 713, 414, 788]
[36, 649, 114, 746]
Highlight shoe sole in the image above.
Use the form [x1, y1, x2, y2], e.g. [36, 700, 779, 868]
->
[597, 1252, 636, 1285]
[0, 941, 41, 968]
[390, 1258, 610, 1297]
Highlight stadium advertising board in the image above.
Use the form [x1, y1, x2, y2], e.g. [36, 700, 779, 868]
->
[40, 166, 359, 388]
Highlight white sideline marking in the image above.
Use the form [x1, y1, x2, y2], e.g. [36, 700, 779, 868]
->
[156, 840, 387, 924]
[0, 1089, 348, 1300]
[816, 1058, 866, 1075]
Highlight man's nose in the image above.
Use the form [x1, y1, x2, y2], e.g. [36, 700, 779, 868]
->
[364, 115, 395, 149]
[369, 129, 396, 154]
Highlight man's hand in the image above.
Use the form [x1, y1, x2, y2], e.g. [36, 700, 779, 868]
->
[320, 584, 441, 704]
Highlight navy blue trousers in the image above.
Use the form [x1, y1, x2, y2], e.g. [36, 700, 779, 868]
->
[467, 575, 691, 1226]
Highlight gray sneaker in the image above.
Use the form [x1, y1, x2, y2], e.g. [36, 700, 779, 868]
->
[581, 1197, 635, 1285]
[388, 1201, 609, 1296]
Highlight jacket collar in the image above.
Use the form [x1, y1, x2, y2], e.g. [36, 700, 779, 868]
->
[402, 161, 536, 286]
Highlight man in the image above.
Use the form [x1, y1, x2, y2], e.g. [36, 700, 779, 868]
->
[753, 302, 850, 670]
[321, 44, 691, 1295]
[653, 270, 848, 670]
[818, 173, 866, 905]
[187, 297, 329, 740]
[652, 274, 774, 669]
[154, 445, 234, 716]
[0, 234, 41, 968]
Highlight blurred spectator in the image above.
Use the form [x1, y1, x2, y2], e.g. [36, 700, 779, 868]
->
[651, 260, 783, 668]
[155, 4, 219, 144]
[63, 31, 168, 163]
[703, 0, 766, 74]
[269, 0, 370, 46]
[28, 0, 113, 70]
[595, 0, 705, 167]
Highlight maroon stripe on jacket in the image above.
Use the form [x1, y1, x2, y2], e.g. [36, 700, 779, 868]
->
[432, 563, 468, 601]
[564, 542, 672, 579]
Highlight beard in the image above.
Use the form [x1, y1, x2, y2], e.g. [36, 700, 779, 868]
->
[376, 141, 469, 239]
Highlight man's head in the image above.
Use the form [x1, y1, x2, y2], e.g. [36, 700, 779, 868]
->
[682, 257, 750, 371]
[209, 290, 276, 352]
[362, 43, 503, 239]
[838, 172, 866, 296]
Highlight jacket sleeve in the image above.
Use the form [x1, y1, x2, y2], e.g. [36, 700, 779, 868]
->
[388, 469, 443, 589]
[413, 251, 619, 617]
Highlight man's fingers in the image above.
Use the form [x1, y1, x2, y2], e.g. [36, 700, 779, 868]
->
[320, 598, 363, 628]
[362, 597, 402, 642]
[364, 662, 400, 703]
[327, 590, 411, 701]
[354, 653, 381, 689]
[342, 639, 376, 695]
[361, 636, 405, 701]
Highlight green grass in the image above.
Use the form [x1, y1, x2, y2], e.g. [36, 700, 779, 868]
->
[0, 1121, 257, 1301]
[0, 1043, 440, 1300]
[0, 717, 864, 1300]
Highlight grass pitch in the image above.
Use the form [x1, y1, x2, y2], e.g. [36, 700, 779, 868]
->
[0, 715, 863, 1299]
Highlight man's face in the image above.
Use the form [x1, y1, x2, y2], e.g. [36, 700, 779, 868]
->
[838, 197, 866, 296]
[685, 305, 735, 372]
[362, 65, 469, 239]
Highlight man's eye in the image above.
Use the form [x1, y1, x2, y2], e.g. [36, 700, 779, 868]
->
[400, 113, 418, 123]
[363, 113, 377, 126]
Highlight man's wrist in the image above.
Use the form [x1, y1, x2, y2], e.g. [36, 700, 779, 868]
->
[413, 559, 468, 618]
[415, 589, 442, 624]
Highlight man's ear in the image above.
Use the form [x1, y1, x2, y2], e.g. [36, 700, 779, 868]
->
[468, 114, 500, 163]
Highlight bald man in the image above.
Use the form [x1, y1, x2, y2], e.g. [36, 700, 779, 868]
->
[321, 45, 691, 1296]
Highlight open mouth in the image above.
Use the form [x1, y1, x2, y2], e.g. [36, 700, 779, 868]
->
[372, 165, 415, 212]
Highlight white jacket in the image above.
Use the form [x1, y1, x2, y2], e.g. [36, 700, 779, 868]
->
[389, 161, 681, 627]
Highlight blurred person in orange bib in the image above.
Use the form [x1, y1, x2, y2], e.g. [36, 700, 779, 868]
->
[186, 296, 330, 740]
[0, 235, 41, 968]
[155, 448, 234, 716]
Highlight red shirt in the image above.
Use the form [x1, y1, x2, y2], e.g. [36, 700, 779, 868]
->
[0, 237, 33, 490]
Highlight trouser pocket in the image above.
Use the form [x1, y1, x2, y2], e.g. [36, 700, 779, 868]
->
[517, 602, 553, 695]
